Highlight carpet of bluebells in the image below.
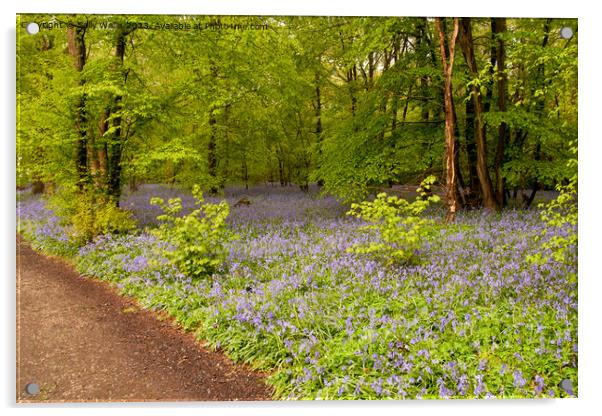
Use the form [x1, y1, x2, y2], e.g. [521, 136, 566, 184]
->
[17, 184, 578, 400]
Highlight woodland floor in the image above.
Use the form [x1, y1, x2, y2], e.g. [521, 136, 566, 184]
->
[16, 236, 272, 403]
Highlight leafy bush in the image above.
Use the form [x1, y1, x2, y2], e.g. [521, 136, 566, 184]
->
[150, 184, 234, 279]
[22, 185, 576, 399]
[346, 176, 440, 265]
[539, 181, 577, 263]
[48, 186, 136, 245]
[527, 144, 577, 270]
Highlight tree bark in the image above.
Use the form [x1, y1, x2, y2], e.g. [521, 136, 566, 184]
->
[67, 22, 89, 191]
[525, 18, 553, 208]
[315, 75, 323, 143]
[464, 84, 480, 205]
[416, 18, 431, 122]
[207, 61, 219, 195]
[208, 107, 218, 194]
[459, 17, 499, 211]
[315, 73, 324, 186]
[96, 109, 109, 183]
[435, 17, 460, 223]
[106, 29, 128, 205]
[493, 18, 509, 207]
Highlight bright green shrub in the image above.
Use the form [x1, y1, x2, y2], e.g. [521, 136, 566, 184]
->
[539, 182, 577, 263]
[49, 186, 136, 245]
[527, 144, 577, 270]
[346, 176, 440, 265]
[150, 184, 234, 279]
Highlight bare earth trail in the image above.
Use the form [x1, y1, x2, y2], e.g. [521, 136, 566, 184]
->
[16, 236, 272, 402]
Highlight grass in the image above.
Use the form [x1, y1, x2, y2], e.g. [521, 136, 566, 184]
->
[17, 184, 577, 400]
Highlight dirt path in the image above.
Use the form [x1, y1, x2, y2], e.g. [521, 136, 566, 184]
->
[16, 236, 273, 402]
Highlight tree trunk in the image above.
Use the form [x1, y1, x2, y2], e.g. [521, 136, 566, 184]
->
[207, 61, 219, 195]
[416, 18, 431, 122]
[277, 151, 285, 187]
[451, 98, 466, 205]
[525, 19, 553, 208]
[435, 17, 460, 223]
[347, 65, 357, 117]
[242, 154, 249, 190]
[208, 107, 218, 194]
[493, 18, 509, 207]
[106, 29, 127, 206]
[459, 17, 499, 211]
[67, 23, 89, 191]
[464, 84, 480, 205]
[315, 74, 325, 186]
[96, 109, 109, 185]
[315, 76, 323, 143]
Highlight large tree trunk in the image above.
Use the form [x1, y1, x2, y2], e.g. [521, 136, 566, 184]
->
[493, 18, 509, 207]
[67, 23, 89, 191]
[459, 18, 499, 211]
[30, 35, 53, 194]
[435, 17, 460, 223]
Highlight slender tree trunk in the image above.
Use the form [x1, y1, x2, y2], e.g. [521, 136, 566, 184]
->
[400, 85, 413, 125]
[451, 98, 466, 204]
[315, 74, 325, 186]
[464, 84, 480, 205]
[106, 29, 127, 205]
[525, 142, 541, 208]
[30, 37, 54, 194]
[208, 107, 218, 194]
[276, 143, 286, 187]
[435, 17, 460, 223]
[493, 18, 509, 207]
[459, 17, 499, 211]
[207, 61, 219, 195]
[484, 20, 498, 114]
[525, 19, 553, 208]
[315, 77, 323, 143]
[242, 155, 249, 190]
[97, 109, 109, 184]
[416, 18, 431, 122]
[391, 89, 400, 132]
[67, 23, 89, 191]
[348, 67, 357, 117]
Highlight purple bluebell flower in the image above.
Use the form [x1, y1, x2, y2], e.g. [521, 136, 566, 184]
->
[513, 369, 526, 389]
[534, 375, 545, 394]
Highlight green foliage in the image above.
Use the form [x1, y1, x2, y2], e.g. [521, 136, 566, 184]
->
[346, 176, 441, 265]
[49, 188, 136, 245]
[527, 144, 577, 268]
[17, 16, 577, 203]
[150, 185, 234, 279]
[16, 15, 578, 401]
[539, 182, 577, 265]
